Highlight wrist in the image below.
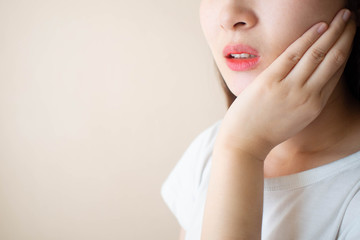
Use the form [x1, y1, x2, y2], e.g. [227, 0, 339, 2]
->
[214, 131, 273, 162]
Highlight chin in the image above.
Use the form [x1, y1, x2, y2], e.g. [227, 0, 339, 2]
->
[227, 77, 254, 96]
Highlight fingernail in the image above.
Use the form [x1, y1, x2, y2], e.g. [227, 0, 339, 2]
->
[317, 23, 327, 34]
[343, 9, 351, 22]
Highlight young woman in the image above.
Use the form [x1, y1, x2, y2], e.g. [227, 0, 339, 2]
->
[162, 0, 360, 239]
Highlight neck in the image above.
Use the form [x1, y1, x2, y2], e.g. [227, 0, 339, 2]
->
[265, 81, 360, 177]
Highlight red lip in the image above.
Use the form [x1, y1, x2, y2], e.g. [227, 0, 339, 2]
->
[223, 44, 260, 71]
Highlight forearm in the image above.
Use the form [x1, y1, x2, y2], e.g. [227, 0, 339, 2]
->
[200, 7, 355, 240]
[201, 142, 267, 240]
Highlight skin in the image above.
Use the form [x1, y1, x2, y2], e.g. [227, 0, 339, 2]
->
[200, 0, 347, 96]
[196, 0, 359, 239]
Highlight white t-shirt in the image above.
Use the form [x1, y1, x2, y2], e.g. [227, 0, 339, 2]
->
[161, 121, 360, 240]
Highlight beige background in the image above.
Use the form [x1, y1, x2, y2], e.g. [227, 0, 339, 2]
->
[0, 1, 226, 239]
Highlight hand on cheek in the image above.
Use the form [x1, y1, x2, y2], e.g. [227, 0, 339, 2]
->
[217, 9, 357, 158]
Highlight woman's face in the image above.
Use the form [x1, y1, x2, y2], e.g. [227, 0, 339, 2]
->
[200, 0, 347, 96]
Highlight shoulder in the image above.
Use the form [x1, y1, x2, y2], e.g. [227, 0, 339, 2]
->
[160, 120, 222, 230]
[162, 119, 222, 191]
[339, 183, 360, 239]
[183, 120, 222, 159]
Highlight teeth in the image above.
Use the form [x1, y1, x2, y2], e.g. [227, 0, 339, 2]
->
[230, 53, 256, 59]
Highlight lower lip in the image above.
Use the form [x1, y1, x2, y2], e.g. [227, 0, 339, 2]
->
[225, 57, 260, 71]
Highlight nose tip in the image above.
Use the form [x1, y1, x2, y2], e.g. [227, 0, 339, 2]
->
[220, 7, 258, 30]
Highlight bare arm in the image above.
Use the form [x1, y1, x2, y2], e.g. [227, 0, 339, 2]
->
[202, 146, 266, 240]
[201, 9, 355, 240]
[179, 227, 186, 240]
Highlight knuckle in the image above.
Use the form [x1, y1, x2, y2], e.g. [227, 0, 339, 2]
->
[297, 93, 322, 114]
[304, 35, 316, 47]
[302, 36, 313, 48]
[331, 49, 346, 65]
[297, 93, 312, 107]
[310, 47, 326, 63]
[287, 52, 302, 64]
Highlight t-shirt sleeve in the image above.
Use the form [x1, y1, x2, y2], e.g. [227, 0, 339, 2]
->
[339, 189, 360, 239]
[344, 221, 360, 240]
[160, 121, 221, 231]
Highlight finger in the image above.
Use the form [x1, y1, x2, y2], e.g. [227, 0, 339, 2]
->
[306, 18, 356, 93]
[259, 21, 328, 82]
[286, 9, 352, 86]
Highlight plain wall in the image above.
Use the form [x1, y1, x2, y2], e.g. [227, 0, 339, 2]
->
[0, 1, 226, 239]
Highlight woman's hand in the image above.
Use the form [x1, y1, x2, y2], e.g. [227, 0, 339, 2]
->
[217, 9, 357, 159]
[202, 9, 356, 240]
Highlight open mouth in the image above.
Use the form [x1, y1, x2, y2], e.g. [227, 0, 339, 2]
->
[223, 44, 260, 71]
[227, 53, 258, 59]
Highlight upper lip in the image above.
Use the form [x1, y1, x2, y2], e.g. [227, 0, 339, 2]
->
[223, 44, 259, 58]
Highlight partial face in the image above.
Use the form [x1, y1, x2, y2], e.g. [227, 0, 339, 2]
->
[200, 0, 347, 96]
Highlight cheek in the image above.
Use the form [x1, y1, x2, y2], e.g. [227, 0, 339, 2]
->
[199, 1, 220, 50]
[260, 0, 345, 63]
